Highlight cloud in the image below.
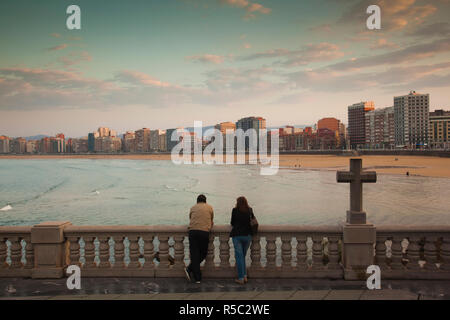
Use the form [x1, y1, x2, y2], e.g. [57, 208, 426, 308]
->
[0, 68, 119, 110]
[59, 51, 92, 67]
[219, 0, 271, 19]
[324, 37, 450, 71]
[405, 22, 450, 38]
[50, 33, 62, 38]
[337, 0, 437, 31]
[239, 42, 345, 66]
[46, 44, 68, 51]
[286, 61, 450, 93]
[369, 38, 399, 50]
[114, 70, 172, 88]
[186, 54, 226, 64]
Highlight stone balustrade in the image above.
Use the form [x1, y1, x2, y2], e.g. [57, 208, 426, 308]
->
[375, 226, 450, 279]
[1, 222, 449, 280]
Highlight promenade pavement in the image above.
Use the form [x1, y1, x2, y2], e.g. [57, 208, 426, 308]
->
[1, 278, 449, 300]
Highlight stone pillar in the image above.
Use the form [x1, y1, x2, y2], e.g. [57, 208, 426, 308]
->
[342, 224, 376, 280]
[31, 221, 72, 279]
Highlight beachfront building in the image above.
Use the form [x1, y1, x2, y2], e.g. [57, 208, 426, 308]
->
[11, 137, 27, 154]
[94, 136, 122, 153]
[235, 116, 266, 151]
[214, 122, 236, 151]
[150, 129, 166, 152]
[25, 140, 38, 153]
[122, 131, 136, 153]
[429, 109, 450, 149]
[318, 118, 340, 132]
[394, 91, 429, 149]
[70, 138, 89, 153]
[317, 118, 346, 149]
[135, 128, 151, 152]
[364, 107, 395, 149]
[0, 136, 10, 153]
[166, 128, 185, 152]
[348, 101, 375, 149]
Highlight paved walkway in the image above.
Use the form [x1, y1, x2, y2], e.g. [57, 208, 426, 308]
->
[1, 278, 449, 300]
[0, 289, 422, 300]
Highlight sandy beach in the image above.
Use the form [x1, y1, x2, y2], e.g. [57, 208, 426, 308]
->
[1, 153, 450, 178]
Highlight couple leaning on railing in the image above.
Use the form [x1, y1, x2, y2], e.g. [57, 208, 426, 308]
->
[185, 194, 258, 285]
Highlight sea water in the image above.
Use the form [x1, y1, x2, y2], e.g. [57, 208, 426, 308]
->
[0, 159, 449, 226]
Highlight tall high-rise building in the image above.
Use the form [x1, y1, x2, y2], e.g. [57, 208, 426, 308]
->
[150, 129, 166, 151]
[122, 131, 136, 152]
[348, 101, 375, 149]
[394, 91, 429, 148]
[365, 107, 395, 149]
[215, 122, 236, 135]
[88, 132, 98, 152]
[11, 137, 27, 154]
[235, 116, 266, 150]
[135, 128, 150, 152]
[166, 128, 185, 152]
[429, 109, 450, 149]
[0, 136, 10, 154]
[97, 127, 110, 137]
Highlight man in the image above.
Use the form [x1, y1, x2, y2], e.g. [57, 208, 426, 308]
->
[185, 194, 214, 284]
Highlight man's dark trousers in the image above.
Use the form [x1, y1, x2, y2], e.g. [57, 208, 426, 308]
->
[187, 229, 210, 281]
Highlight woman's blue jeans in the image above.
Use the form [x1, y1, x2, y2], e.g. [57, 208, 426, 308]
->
[232, 235, 252, 280]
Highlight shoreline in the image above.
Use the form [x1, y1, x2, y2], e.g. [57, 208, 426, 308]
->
[1, 154, 450, 178]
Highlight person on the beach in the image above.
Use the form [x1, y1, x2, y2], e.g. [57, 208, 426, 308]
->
[230, 196, 254, 285]
[185, 194, 214, 284]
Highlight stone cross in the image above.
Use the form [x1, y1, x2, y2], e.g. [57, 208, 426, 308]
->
[337, 158, 376, 224]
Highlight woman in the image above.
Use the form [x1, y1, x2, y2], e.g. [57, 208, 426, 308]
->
[230, 196, 254, 284]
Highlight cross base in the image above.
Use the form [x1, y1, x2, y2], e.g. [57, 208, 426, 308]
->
[346, 210, 367, 224]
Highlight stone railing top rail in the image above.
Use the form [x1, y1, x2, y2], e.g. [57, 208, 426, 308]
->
[63, 224, 343, 235]
[0, 226, 32, 236]
[376, 225, 450, 234]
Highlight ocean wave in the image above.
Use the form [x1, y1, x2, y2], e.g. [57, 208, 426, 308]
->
[10, 179, 67, 206]
[0, 204, 12, 211]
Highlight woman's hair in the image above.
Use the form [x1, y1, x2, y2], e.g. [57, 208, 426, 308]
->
[235, 196, 250, 213]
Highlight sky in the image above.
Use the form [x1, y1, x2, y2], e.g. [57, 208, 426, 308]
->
[0, 0, 449, 137]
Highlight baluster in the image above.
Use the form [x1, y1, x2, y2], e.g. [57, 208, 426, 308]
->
[83, 236, 96, 268]
[67, 236, 81, 266]
[158, 235, 170, 269]
[441, 236, 450, 271]
[311, 235, 324, 270]
[327, 236, 340, 269]
[424, 236, 438, 271]
[10, 237, 23, 268]
[173, 235, 185, 270]
[249, 235, 260, 271]
[375, 236, 388, 270]
[203, 235, 215, 270]
[24, 237, 34, 269]
[127, 236, 140, 269]
[390, 236, 404, 270]
[98, 236, 110, 268]
[113, 236, 125, 269]
[406, 236, 421, 270]
[0, 237, 8, 268]
[142, 235, 154, 269]
[281, 235, 292, 270]
[296, 235, 307, 270]
[219, 234, 231, 270]
[265, 234, 277, 270]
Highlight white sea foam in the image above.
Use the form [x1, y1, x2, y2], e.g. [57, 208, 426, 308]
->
[0, 205, 12, 211]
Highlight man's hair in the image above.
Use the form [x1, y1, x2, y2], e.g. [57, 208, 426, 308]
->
[197, 194, 207, 203]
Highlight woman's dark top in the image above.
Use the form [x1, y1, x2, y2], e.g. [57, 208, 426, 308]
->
[230, 207, 253, 237]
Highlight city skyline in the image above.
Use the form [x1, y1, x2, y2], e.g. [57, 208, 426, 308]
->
[1, 0, 450, 137]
